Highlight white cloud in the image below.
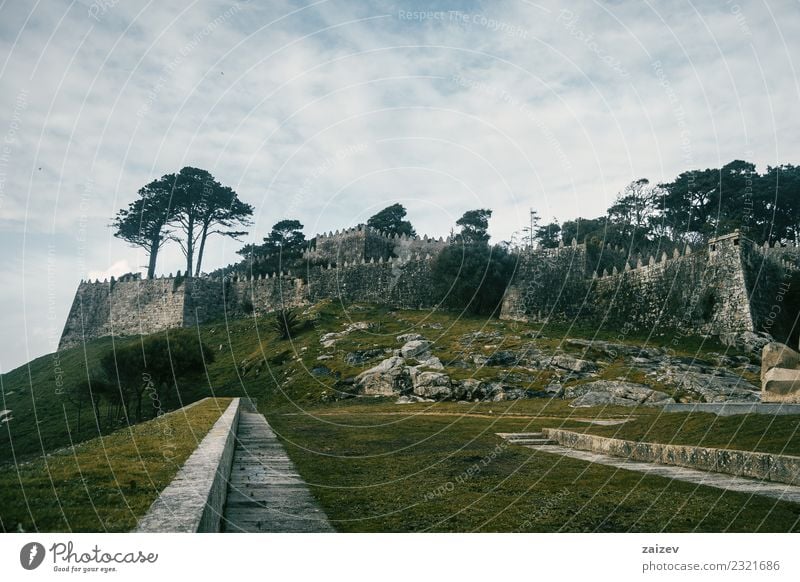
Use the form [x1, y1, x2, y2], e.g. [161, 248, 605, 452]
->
[87, 259, 138, 281]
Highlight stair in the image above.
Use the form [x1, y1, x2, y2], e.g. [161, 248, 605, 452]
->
[497, 432, 557, 446]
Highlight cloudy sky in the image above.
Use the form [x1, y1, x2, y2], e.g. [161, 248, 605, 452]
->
[0, 0, 798, 371]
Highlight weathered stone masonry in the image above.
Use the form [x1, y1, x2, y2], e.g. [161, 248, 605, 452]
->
[58, 255, 439, 350]
[59, 227, 800, 350]
[500, 231, 800, 337]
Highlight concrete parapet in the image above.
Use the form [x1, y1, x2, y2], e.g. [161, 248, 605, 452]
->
[135, 398, 241, 532]
[542, 428, 800, 486]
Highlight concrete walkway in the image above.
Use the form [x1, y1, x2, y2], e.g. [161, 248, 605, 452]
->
[506, 435, 800, 504]
[221, 412, 334, 532]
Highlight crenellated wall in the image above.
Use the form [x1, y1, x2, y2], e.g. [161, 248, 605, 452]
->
[59, 226, 800, 350]
[500, 239, 588, 322]
[58, 255, 438, 350]
[501, 231, 800, 337]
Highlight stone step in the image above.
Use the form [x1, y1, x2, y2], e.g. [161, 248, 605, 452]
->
[507, 438, 557, 445]
[496, 432, 557, 446]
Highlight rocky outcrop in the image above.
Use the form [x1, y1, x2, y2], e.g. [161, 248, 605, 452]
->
[344, 348, 385, 366]
[320, 321, 371, 348]
[720, 331, 773, 357]
[550, 354, 597, 373]
[354, 356, 411, 396]
[410, 370, 453, 398]
[566, 380, 671, 408]
[400, 339, 433, 359]
[659, 369, 759, 402]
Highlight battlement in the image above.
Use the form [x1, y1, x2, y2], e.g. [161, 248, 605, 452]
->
[307, 224, 449, 265]
[58, 252, 439, 350]
[61, 227, 800, 350]
[502, 230, 800, 338]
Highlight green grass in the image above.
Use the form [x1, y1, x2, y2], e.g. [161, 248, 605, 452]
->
[577, 412, 800, 457]
[2, 301, 796, 532]
[266, 400, 800, 532]
[0, 397, 231, 532]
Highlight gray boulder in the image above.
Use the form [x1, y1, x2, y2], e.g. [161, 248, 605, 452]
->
[761, 342, 800, 382]
[355, 356, 411, 396]
[397, 333, 424, 343]
[401, 339, 433, 359]
[662, 369, 760, 402]
[565, 380, 671, 407]
[720, 331, 773, 357]
[411, 370, 453, 399]
[485, 350, 518, 366]
[551, 354, 597, 373]
[455, 378, 485, 400]
[416, 355, 444, 369]
[396, 395, 434, 404]
[344, 348, 385, 366]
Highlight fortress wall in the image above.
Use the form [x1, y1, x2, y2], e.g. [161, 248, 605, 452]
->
[500, 243, 589, 322]
[311, 227, 370, 265]
[392, 235, 448, 262]
[589, 250, 709, 332]
[502, 234, 756, 336]
[584, 240, 753, 335]
[58, 281, 113, 349]
[58, 277, 186, 350]
[236, 276, 307, 316]
[307, 257, 439, 309]
[742, 241, 800, 340]
[60, 228, 797, 350]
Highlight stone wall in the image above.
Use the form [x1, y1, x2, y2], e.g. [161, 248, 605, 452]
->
[307, 225, 448, 265]
[501, 231, 777, 336]
[60, 227, 800, 349]
[543, 428, 800, 486]
[307, 256, 438, 309]
[59, 276, 186, 349]
[59, 256, 439, 349]
[500, 242, 589, 322]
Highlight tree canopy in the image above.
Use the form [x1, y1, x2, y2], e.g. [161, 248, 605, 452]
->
[455, 209, 492, 243]
[526, 160, 800, 254]
[112, 167, 252, 278]
[367, 203, 416, 237]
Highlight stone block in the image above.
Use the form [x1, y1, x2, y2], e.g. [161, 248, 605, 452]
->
[762, 367, 800, 402]
[761, 342, 800, 382]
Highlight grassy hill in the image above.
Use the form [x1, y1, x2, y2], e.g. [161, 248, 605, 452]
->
[0, 299, 767, 466]
[0, 398, 230, 532]
[2, 301, 799, 532]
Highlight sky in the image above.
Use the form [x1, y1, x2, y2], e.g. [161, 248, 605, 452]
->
[0, 0, 798, 371]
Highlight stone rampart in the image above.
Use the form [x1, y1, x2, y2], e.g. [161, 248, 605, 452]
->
[543, 428, 800, 486]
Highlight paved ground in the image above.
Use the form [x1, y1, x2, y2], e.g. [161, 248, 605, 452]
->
[523, 442, 800, 504]
[221, 411, 334, 532]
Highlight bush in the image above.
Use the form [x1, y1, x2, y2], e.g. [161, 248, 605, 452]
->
[270, 308, 303, 340]
[431, 242, 517, 315]
[241, 297, 254, 315]
[93, 330, 214, 423]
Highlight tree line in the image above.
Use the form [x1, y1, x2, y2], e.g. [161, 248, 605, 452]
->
[114, 160, 800, 295]
[525, 161, 800, 253]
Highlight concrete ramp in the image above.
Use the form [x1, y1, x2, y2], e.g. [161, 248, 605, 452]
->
[221, 411, 334, 532]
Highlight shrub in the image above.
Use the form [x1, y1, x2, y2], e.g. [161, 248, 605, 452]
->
[270, 308, 303, 340]
[431, 242, 517, 316]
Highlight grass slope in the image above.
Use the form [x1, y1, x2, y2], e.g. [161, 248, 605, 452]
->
[0, 397, 231, 532]
[268, 400, 800, 532]
[2, 301, 798, 532]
